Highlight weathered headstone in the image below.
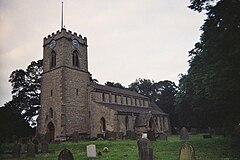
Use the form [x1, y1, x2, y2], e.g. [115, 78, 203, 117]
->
[72, 131, 79, 142]
[137, 138, 153, 160]
[32, 138, 39, 154]
[179, 143, 196, 160]
[159, 132, 168, 141]
[117, 132, 124, 140]
[105, 131, 116, 140]
[58, 148, 74, 160]
[87, 144, 96, 159]
[147, 130, 156, 141]
[203, 133, 212, 139]
[41, 140, 49, 153]
[12, 142, 21, 158]
[125, 130, 136, 140]
[180, 127, 189, 140]
[27, 141, 35, 158]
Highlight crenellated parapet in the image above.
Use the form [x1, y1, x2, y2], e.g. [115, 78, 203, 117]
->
[43, 28, 87, 46]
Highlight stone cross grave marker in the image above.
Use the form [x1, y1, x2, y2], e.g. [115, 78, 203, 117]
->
[137, 138, 153, 160]
[12, 142, 21, 158]
[87, 144, 96, 159]
[58, 148, 74, 160]
[27, 141, 35, 158]
[179, 143, 196, 160]
[180, 127, 189, 140]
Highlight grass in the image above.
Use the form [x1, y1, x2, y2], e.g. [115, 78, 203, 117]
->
[1, 135, 239, 160]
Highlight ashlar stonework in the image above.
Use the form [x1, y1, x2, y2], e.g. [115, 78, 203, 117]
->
[37, 28, 171, 141]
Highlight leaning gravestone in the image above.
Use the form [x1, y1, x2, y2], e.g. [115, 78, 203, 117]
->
[12, 142, 21, 158]
[87, 144, 96, 159]
[159, 132, 168, 141]
[180, 127, 189, 140]
[179, 143, 196, 160]
[137, 138, 153, 160]
[41, 140, 49, 153]
[27, 141, 35, 158]
[58, 148, 74, 160]
[72, 131, 79, 142]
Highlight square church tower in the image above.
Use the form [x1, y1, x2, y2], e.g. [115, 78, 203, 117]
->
[37, 28, 91, 141]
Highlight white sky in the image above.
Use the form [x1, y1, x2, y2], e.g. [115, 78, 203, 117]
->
[0, 0, 204, 107]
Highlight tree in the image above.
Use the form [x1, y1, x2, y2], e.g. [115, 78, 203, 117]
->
[129, 78, 178, 132]
[8, 60, 43, 126]
[0, 102, 35, 142]
[181, 0, 240, 132]
[105, 81, 125, 89]
[129, 79, 157, 101]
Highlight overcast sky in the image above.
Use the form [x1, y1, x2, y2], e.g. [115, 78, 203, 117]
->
[0, 0, 205, 107]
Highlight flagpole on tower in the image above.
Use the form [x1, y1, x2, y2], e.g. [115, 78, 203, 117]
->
[61, 1, 64, 29]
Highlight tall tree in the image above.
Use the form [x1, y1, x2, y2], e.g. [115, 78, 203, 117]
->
[8, 60, 43, 126]
[181, 0, 240, 132]
[0, 102, 34, 142]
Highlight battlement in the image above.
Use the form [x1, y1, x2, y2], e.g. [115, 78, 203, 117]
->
[43, 28, 87, 46]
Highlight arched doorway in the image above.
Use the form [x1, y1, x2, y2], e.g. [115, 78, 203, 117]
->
[47, 122, 55, 142]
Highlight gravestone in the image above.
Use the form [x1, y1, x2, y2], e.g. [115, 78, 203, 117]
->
[58, 148, 74, 160]
[137, 138, 153, 160]
[147, 130, 156, 141]
[12, 142, 21, 158]
[203, 133, 212, 139]
[180, 127, 189, 140]
[125, 130, 136, 140]
[27, 141, 35, 158]
[105, 131, 116, 140]
[32, 138, 39, 153]
[72, 131, 79, 142]
[41, 140, 49, 153]
[159, 132, 168, 141]
[97, 134, 104, 139]
[117, 132, 124, 140]
[179, 143, 196, 160]
[87, 144, 96, 159]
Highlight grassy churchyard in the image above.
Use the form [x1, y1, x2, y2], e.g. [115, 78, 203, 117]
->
[1, 134, 238, 160]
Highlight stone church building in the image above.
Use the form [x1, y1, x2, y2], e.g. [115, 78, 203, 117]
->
[37, 28, 170, 141]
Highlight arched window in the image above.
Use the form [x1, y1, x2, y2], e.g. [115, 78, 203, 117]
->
[100, 117, 106, 132]
[51, 51, 56, 68]
[49, 108, 54, 118]
[125, 116, 129, 130]
[72, 50, 79, 67]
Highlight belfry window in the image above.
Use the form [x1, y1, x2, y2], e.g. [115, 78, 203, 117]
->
[51, 51, 56, 68]
[72, 50, 79, 67]
[50, 108, 54, 119]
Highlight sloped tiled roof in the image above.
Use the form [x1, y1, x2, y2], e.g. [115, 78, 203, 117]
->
[95, 102, 168, 116]
[90, 82, 148, 99]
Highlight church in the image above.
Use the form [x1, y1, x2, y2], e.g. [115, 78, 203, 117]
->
[37, 28, 171, 141]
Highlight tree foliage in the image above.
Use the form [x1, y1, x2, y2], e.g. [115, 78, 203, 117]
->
[177, 0, 240, 132]
[129, 78, 178, 132]
[105, 81, 125, 89]
[8, 60, 43, 126]
[0, 102, 35, 142]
